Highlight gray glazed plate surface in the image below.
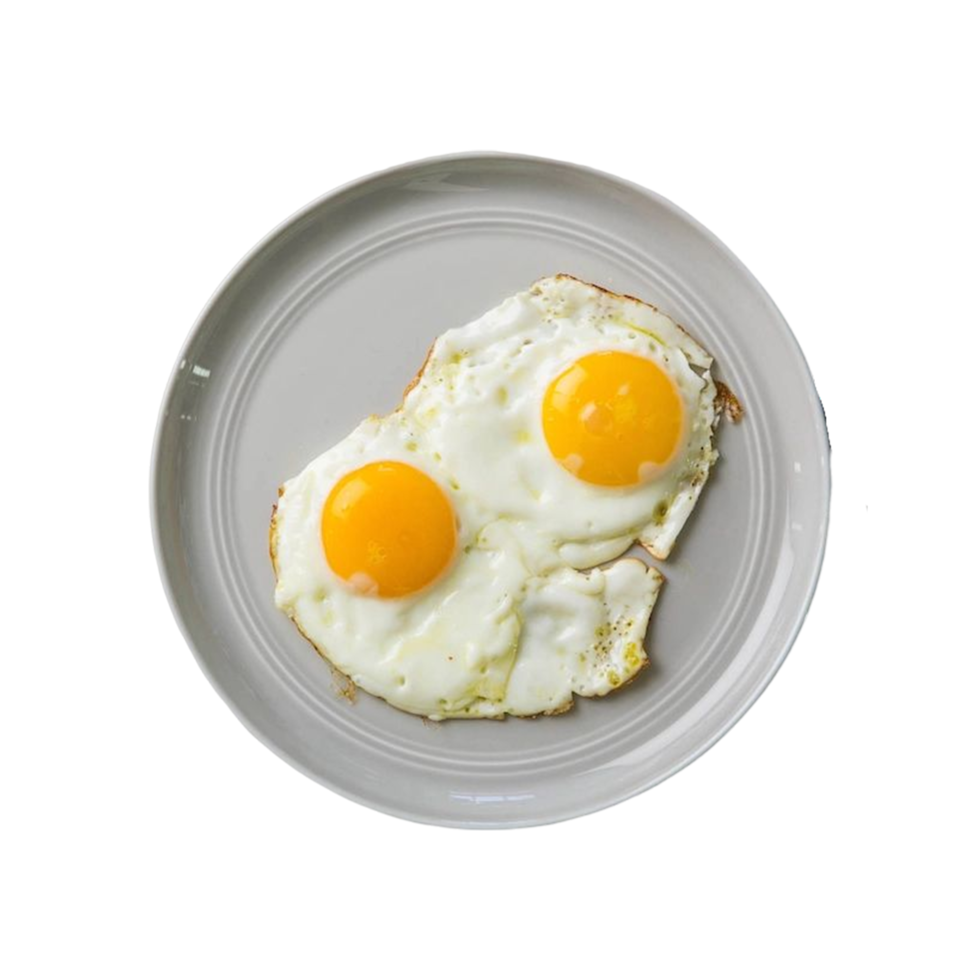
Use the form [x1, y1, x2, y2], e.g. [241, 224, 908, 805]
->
[152, 153, 830, 827]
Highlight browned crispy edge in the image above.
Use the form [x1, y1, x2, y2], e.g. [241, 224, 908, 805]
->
[715, 380, 744, 423]
[400, 340, 436, 405]
[638, 539, 668, 562]
[552, 272, 661, 314]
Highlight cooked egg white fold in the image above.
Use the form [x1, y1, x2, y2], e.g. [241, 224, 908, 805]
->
[486, 560, 662, 718]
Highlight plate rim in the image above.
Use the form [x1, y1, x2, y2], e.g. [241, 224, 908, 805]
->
[150, 150, 832, 828]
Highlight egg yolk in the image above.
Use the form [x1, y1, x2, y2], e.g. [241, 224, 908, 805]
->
[321, 461, 457, 598]
[542, 351, 684, 486]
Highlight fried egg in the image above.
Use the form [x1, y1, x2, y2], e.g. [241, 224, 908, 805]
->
[403, 274, 723, 571]
[271, 274, 730, 719]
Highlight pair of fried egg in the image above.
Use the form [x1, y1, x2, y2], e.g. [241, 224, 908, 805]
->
[271, 275, 732, 719]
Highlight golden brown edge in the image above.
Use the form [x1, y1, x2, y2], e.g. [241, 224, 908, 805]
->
[715, 380, 744, 423]
[552, 272, 661, 314]
[400, 340, 436, 405]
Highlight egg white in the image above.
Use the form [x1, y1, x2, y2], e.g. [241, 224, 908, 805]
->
[272, 275, 726, 720]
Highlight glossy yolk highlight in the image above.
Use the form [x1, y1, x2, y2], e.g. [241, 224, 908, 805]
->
[321, 461, 457, 598]
[542, 351, 684, 486]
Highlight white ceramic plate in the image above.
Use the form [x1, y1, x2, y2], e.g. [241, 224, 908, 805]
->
[152, 153, 830, 827]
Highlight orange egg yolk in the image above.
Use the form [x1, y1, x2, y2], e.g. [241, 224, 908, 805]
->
[542, 351, 684, 487]
[321, 461, 457, 598]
